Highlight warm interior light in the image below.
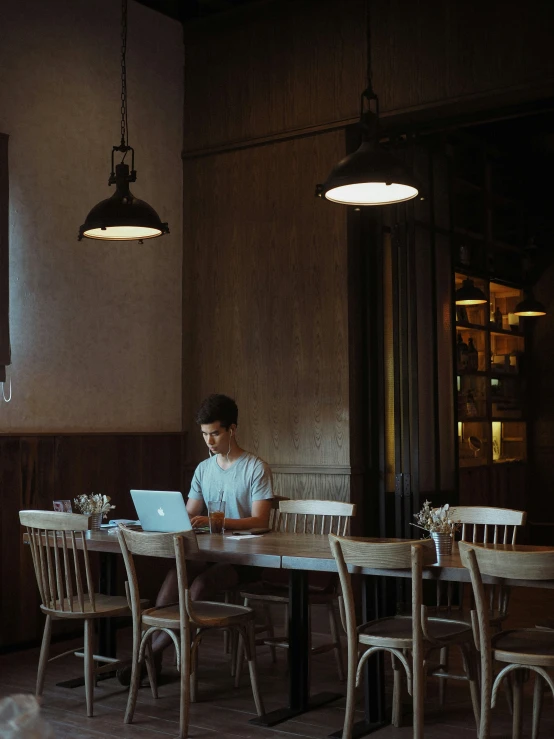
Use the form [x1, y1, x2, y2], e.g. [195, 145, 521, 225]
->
[83, 226, 163, 240]
[514, 309, 546, 317]
[455, 298, 487, 305]
[514, 295, 547, 317]
[455, 278, 487, 305]
[325, 182, 419, 206]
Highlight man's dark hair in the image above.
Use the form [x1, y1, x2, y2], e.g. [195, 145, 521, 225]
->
[195, 394, 238, 429]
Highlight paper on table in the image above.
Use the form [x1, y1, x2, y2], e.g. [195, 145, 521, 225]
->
[230, 534, 262, 539]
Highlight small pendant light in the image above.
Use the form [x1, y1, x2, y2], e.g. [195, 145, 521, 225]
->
[455, 278, 487, 306]
[514, 290, 546, 317]
[315, 1, 420, 206]
[78, 0, 169, 242]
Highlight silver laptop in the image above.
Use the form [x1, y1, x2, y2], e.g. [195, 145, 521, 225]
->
[130, 489, 193, 533]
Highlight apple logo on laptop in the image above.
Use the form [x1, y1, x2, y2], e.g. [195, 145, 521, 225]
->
[157, 507, 165, 517]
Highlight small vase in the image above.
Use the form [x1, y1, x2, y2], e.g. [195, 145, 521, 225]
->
[89, 513, 102, 531]
[431, 532, 452, 557]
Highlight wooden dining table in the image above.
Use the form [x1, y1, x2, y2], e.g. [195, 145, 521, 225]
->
[24, 529, 554, 737]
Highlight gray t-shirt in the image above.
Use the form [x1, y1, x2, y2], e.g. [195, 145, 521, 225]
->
[188, 451, 273, 519]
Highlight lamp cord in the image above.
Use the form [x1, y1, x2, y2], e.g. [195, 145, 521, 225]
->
[120, 0, 129, 151]
[360, 0, 378, 134]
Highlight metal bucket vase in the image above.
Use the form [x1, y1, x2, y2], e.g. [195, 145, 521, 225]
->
[431, 532, 452, 557]
[89, 513, 102, 531]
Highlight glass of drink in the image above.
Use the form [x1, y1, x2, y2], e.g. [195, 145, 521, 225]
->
[208, 500, 226, 534]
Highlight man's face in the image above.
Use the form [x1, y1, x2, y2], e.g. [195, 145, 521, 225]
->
[201, 421, 233, 455]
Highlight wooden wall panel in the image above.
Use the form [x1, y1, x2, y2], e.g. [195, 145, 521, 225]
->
[183, 0, 365, 151]
[0, 433, 182, 650]
[373, 0, 554, 117]
[182, 130, 350, 497]
[272, 470, 350, 502]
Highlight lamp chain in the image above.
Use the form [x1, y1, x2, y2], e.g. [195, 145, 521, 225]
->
[120, 0, 128, 149]
[361, 0, 378, 132]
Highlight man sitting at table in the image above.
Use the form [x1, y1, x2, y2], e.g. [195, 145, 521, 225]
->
[118, 393, 273, 683]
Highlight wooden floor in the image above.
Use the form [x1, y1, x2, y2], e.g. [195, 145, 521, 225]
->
[2, 589, 554, 738]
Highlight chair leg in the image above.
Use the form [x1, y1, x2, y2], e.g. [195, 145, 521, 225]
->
[83, 619, 94, 718]
[327, 601, 345, 682]
[234, 632, 244, 688]
[144, 637, 159, 699]
[36, 615, 52, 696]
[190, 629, 199, 704]
[179, 628, 191, 739]
[438, 646, 449, 706]
[224, 592, 232, 654]
[262, 603, 277, 663]
[391, 653, 403, 728]
[461, 643, 480, 731]
[124, 627, 144, 724]
[532, 673, 544, 739]
[512, 669, 524, 739]
[243, 623, 265, 716]
[412, 648, 425, 739]
[342, 640, 358, 739]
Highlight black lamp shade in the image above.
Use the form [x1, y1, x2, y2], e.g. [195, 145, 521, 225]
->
[514, 296, 546, 317]
[455, 278, 487, 306]
[79, 190, 169, 241]
[316, 142, 421, 206]
[79, 162, 169, 242]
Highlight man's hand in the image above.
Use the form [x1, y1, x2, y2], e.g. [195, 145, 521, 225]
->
[190, 515, 209, 528]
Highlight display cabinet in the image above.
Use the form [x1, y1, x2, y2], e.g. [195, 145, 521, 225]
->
[455, 273, 526, 469]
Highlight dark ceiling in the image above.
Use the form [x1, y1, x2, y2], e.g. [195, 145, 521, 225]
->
[135, 0, 255, 23]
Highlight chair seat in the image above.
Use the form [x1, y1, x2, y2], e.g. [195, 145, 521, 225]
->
[493, 628, 554, 667]
[142, 600, 255, 630]
[428, 606, 506, 627]
[41, 593, 131, 619]
[358, 615, 473, 649]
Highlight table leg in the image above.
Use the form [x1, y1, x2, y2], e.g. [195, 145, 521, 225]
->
[98, 552, 118, 658]
[56, 551, 119, 689]
[329, 575, 388, 738]
[249, 569, 342, 727]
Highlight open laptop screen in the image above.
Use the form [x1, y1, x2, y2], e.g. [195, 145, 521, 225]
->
[130, 489, 193, 533]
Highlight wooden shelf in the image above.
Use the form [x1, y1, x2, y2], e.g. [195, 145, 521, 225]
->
[456, 321, 487, 332]
[490, 328, 524, 338]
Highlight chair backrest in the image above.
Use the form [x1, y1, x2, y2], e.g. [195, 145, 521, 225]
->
[117, 526, 200, 628]
[449, 506, 526, 544]
[459, 540, 554, 582]
[268, 495, 289, 531]
[329, 535, 436, 660]
[20, 510, 95, 615]
[276, 499, 356, 535]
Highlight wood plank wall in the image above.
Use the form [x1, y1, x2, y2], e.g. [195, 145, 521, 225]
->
[0, 433, 182, 650]
[181, 0, 364, 504]
[182, 132, 351, 501]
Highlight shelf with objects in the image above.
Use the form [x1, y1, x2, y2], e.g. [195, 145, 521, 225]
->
[455, 273, 527, 469]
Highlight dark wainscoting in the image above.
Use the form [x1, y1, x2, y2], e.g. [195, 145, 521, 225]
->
[0, 432, 183, 651]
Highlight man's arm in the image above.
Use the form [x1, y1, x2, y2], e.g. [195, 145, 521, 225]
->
[187, 497, 205, 526]
[189, 498, 272, 531]
[223, 499, 273, 531]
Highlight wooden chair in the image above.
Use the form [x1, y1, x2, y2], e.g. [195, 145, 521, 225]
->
[20, 510, 132, 717]
[330, 534, 480, 739]
[117, 526, 264, 739]
[460, 541, 554, 739]
[223, 494, 289, 670]
[434, 506, 527, 705]
[236, 499, 355, 683]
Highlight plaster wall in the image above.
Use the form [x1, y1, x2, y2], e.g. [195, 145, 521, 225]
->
[0, 0, 183, 432]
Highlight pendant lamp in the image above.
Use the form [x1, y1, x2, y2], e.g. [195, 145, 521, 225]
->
[514, 291, 546, 317]
[315, 2, 420, 206]
[455, 278, 487, 306]
[78, 0, 169, 242]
